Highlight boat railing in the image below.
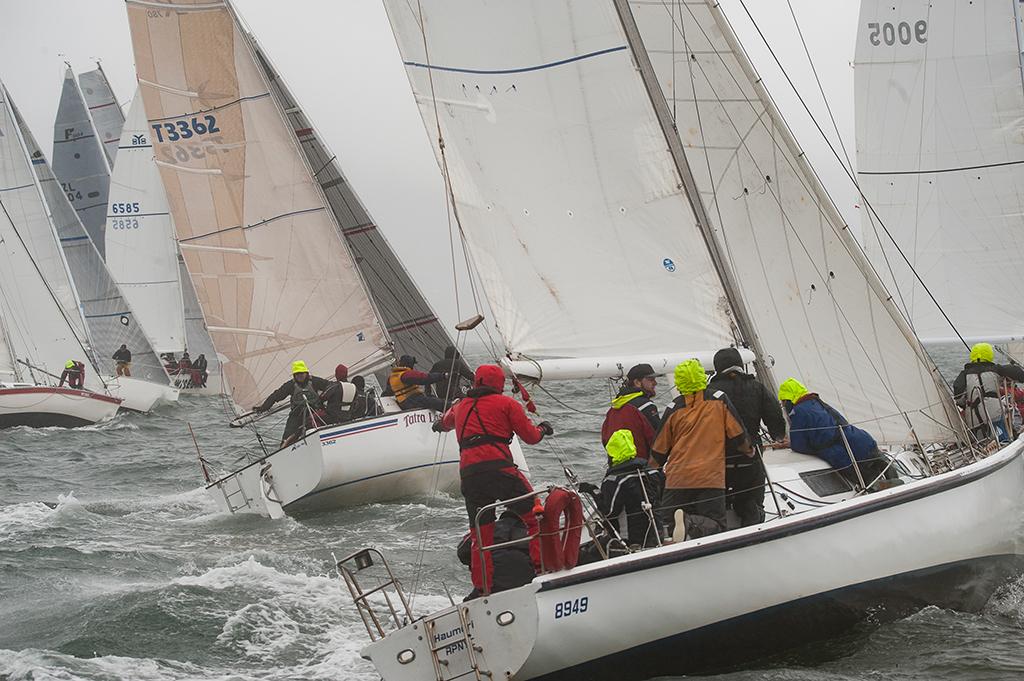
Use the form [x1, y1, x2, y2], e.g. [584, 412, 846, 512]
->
[335, 547, 414, 642]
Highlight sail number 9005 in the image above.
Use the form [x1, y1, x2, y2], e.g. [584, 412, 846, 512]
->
[867, 20, 927, 46]
[554, 597, 588, 619]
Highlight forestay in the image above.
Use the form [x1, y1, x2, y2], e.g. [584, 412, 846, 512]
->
[0, 84, 100, 389]
[250, 38, 454, 382]
[16, 101, 168, 383]
[125, 0, 390, 410]
[628, 0, 957, 445]
[105, 93, 187, 355]
[855, 0, 1024, 343]
[52, 67, 112, 258]
[78, 65, 126, 167]
[383, 0, 737, 363]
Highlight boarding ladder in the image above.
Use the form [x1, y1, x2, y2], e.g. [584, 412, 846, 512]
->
[216, 473, 251, 513]
[336, 548, 493, 680]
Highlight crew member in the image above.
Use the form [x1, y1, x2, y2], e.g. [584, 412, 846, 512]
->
[430, 345, 475, 408]
[388, 355, 446, 412]
[779, 378, 892, 489]
[434, 364, 552, 597]
[651, 359, 751, 541]
[707, 347, 786, 526]
[348, 375, 370, 420]
[59, 360, 86, 389]
[579, 429, 664, 549]
[322, 363, 358, 424]
[254, 360, 332, 448]
[192, 354, 209, 388]
[952, 342, 1024, 442]
[600, 363, 661, 465]
[112, 344, 132, 377]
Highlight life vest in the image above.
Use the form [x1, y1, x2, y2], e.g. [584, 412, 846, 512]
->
[963, 365, 1003, 428]
[388, 366, 421, 403]
[291, 379, 323, 411]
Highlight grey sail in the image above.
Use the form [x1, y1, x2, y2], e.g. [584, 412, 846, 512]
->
[15, 103, 168, 383]
[52, 67, 111, 258]
[178, 257, 220, 383]
[250, 39, 456, 381]
[78, 65, 125, 167]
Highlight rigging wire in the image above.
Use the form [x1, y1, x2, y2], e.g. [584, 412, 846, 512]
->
[735, 0, 969, 350]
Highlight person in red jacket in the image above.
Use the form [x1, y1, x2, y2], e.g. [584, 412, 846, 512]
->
[435, 364, 553, 597]
[600, 363, 661, 466]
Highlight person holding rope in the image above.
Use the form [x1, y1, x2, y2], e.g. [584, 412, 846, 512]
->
[952, 342, 1024, 443]
[388, 355, 447, 412]
[778, 378, 896, 490]
[253, 360, 331, 448]
[434, 364, 553, 599]
[430, 345, 475, 409]
[651, 359, 751, 541]
[708, 347, 786, 527]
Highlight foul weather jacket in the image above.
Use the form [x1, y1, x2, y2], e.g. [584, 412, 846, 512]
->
[600, 388, 661, 462]
[952, 361, 1024, 428]
[787, 394, 878, 470]
[439, 386, 545, 477]
[593, 459, 665, 547]
[707, 372, 786, 447]
[388, 366, 442, 404]
[258, 376, 332, 413]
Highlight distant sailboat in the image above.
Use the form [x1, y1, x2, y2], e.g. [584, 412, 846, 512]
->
[854, 0, 1024, 351]
[78, 63, 125, 168]
[0, 80, 122, 427]
[104, 92, 222, 394]
[342, 3, 1024, 679]
[123, 0, 490, 515]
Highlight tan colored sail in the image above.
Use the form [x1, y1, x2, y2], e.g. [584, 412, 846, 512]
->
[125, 0, 390, 410]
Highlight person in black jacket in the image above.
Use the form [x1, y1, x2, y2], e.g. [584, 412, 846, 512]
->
[192, 354, 209, 387]
[580, 429, 664, 549]
[952, 342, 1024, 442]
[707, 347, 787, 527]
[253, 360, 332, 448]
[430, 345, 475, 408]
[348, 375, 370, 420]
[112, 344, 132, 377]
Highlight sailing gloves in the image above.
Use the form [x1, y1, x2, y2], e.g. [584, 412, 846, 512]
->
[538, 421, 554, 436]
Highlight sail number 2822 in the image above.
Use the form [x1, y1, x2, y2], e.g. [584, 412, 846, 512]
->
[554, 597, 588, 619]
[151, 115, 221, 143]
[867, 20, 926, 46]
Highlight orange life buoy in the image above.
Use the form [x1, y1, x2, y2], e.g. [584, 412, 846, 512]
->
[539, 487, 583, 572]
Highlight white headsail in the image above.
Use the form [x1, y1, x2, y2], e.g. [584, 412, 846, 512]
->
[78, 64, 126, 167]
[855, 0, 1024, 343]
[0, 82, 102, 389]
[383, 2, 738, 371]
[105, 93, 187, 355]
[52, 67, 112, 258]
[385, 0, 960, 445]
[125, 0, 392, 410]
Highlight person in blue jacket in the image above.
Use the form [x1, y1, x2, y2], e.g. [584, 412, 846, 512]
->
[778, 378, 894, 490]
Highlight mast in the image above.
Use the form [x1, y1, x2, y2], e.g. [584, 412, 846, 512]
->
[703, 0, 962, 433]
[611, 0, 776, 389]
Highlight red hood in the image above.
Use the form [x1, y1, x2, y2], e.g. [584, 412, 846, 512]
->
[335, 364, 349, 381]
[474, 364, 505, 392]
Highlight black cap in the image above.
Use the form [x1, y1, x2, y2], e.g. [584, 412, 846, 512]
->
[399, 354, 416, 367]
[713, 347, 744, 374]
[626, 363, 657, 382]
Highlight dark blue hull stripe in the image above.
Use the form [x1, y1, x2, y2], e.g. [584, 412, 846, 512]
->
[403, 45, 627, 75]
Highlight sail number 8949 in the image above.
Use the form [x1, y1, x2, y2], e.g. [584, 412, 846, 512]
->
[867, 20, 927, 46]
[554, 597, 588, 619]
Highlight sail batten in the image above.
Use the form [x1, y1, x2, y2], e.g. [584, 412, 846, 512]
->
[126, 0, 390, 409]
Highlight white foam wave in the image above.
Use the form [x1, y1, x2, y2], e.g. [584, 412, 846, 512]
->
[0, 492, 80, 540]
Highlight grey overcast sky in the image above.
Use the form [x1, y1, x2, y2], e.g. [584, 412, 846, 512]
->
[0, 0, 860, 336]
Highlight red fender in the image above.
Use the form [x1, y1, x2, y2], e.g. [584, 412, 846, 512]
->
[539, 487, 583, 572]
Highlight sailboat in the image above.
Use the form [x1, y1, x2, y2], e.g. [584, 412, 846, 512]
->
[0, 80, 122, 427]
[104, 92, 222, 395]
[854, 0, 1024, 354]
[78, 63, 125, 168]
[335, 2, 1024, 679]
[122, 0, 510, 516]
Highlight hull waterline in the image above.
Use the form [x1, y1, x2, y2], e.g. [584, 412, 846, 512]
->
[0, 385, 122, 428]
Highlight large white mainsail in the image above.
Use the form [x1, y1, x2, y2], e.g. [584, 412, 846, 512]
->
[385, 0, 959, 446]
[78, 64, 126, 168]
[250, 38, 457, 385]
[384, 2, 738, 368]
[52, 67, 112, 258]
[125, 0, 392, 410]
[105, 93, 187, 355]
[624, 0, 957, 444]
[854, 0, 1024, 343]
[0, 82, 103, 389]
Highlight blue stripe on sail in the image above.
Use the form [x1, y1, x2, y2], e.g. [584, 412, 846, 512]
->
[85, 311, 131, 319]
[403, 45, 627, 75]
[59, 236, 91, 243]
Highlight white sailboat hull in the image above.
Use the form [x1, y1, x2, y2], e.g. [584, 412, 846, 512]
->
[206, 409, 472, 516]
[0, 385, 122, 428]
[362, 440, 1024, 680]
[102, 376, 179, 412]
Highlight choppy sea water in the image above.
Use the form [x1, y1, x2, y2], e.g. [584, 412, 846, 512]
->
[1, 344, 1022, 680]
